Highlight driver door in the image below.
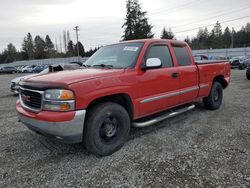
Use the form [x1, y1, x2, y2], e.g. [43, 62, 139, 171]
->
[137, 44, 180, 117]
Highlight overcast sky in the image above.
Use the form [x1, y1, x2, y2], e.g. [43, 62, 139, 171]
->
[0, 0, 249, 52]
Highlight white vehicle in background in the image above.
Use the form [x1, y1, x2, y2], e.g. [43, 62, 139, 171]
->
[10, 63, 81, 94]
[21, 65, 36, 73]
[11, 68, 49, 94]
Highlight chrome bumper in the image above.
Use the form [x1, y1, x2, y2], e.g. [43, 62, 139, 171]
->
[18, 110, 86, 143]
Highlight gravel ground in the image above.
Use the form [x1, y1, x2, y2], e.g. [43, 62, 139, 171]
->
[0, 70, 249, 188]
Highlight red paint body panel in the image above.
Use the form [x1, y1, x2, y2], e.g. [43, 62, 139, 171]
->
[17, 39, 231, 121]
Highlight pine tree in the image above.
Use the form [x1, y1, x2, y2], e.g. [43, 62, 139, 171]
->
[161, 27, 174, 39]
[4, 43, 17, 63]
[222, 27, 231, 48]
[22, 33, 34, 60]
[45, 35, 55, 58]
[34, 35, 46, 59]
[211, 21, 223, 48]
[184, 36, 191, 45]
[242, 23, 250, 46]
[75, 42, 85, 57]
[67, 40, 75, 57]
[196, 27, 209, 49]
[122, 0, 154, 40]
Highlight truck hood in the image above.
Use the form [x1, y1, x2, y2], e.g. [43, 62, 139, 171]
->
[24, 68, 125, 85]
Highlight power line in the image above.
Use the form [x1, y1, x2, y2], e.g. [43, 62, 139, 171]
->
[173, 15, 250, 34]
[172, 5, 250, 29]
[149, 0, 204, 16]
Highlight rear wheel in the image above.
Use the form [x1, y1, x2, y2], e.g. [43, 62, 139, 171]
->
[203, 82, 223, 110]
[83, 102, 130, 156]
[239, 64, 245, 70]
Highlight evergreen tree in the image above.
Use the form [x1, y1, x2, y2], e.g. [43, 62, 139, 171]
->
[34, 35, 46, 59]
[222, 27, 231, 48]
[67, 40, 75, 57]
[211, 21, 223, 48]
[196, 27, 209, 49]
[75, 42, 85, 57]
[213, 21, 223, 37]
[22, 33, 34, 60]
[184, 36, 191, 45]
[4, 43, 17, 63]
[122, 0, 154, 40]
[161, 27, 174, 39]
[0, 52, 7, 64]
[45, 35, 55, 58]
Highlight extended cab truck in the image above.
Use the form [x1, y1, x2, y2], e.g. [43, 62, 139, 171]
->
[16, 39, 230, 156]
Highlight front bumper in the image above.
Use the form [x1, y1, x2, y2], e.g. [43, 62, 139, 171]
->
[17, 102, 86, 143]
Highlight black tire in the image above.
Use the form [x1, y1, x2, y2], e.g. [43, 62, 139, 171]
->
[203, 82, 223, 110]
[239, 64, 244, 70]
[83, 102, 131, 156]
[247, 72, 250, 80]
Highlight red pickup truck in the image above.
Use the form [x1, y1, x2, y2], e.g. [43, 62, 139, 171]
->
[16, 39, 230, 156]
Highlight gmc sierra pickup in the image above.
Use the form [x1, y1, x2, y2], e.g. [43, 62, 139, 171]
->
[16, 39, 230, 156]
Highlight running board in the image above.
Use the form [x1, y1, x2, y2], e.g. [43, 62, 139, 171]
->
[132, 104, 195, 128]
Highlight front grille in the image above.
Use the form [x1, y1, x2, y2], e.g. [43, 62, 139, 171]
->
[20, 88, 42, 110]
[11, 82, 15, 87]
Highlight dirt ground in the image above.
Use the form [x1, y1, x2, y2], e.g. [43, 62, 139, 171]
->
[0, 70, 249, 187]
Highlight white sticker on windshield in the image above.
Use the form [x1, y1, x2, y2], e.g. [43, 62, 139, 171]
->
[123, 46, 139, 52]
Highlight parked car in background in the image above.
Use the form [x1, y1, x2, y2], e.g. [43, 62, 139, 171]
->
[0, 66, 17, 74]
[194, 54, 208, 61]
[69, 61, 84, 66]
[32, 65, 48, 73]
[229, 58, 247, 70]
[11, 64, 81, 94]
[21, 65, 36, 73]
[229, 56, 249, 70]
[16, 66, 25, 73]
[242, 57, 250, 67]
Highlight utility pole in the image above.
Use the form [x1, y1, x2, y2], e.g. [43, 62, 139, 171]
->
[74, 26, 80, 62]
[231, 27, 234, 48]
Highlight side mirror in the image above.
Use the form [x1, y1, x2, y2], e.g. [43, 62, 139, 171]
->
[143, 58, 162, 70]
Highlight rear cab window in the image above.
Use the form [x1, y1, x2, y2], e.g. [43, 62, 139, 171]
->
[173, 46, 192, 66]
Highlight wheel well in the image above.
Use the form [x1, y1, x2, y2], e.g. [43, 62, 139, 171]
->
[87, 94, 134, 120]
[213, 75, 228, 89]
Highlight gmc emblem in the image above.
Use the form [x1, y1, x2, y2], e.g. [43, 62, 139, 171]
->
[21, 94, 31, 102]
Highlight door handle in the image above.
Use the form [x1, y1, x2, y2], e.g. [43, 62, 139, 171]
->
[172, 72, 179, 78]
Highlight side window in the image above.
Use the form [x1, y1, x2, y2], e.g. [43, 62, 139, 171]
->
[147, 45, 173, 68]
[173, 47, 192, 66]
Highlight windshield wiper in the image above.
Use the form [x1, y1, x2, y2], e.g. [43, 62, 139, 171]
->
[93, 64, 113, 69]
[81, 64, 91, 68]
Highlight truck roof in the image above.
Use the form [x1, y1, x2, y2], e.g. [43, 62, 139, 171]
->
[119, 39, 187, 47]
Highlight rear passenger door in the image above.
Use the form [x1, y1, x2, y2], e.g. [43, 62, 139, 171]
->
[172, 45, 199, 103]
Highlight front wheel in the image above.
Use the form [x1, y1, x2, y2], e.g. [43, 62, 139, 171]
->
[247, 72, 250, 80]
[83, 102, 131, 156]
[203, 82, 223, 110]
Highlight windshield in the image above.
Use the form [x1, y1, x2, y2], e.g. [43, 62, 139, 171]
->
[84, 42, 144, 68]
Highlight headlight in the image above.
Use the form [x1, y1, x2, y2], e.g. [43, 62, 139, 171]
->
[44, 89, 75, 100]
[43, 89, 75, 111]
